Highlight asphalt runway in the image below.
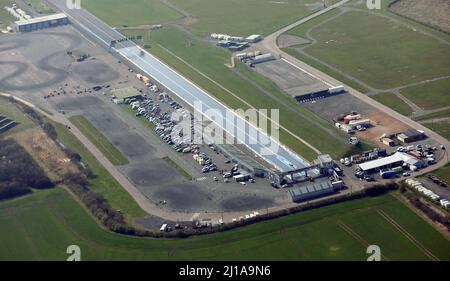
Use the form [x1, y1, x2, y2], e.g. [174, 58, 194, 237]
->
[49, 0, 310, 173]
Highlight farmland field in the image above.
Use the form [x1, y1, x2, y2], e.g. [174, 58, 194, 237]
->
[0, 188, 448, 261]
[69, 115, 129, 166]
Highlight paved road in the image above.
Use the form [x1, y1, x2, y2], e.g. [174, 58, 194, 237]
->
[48, 0, 309, 173]
[256, 0, 450, 173]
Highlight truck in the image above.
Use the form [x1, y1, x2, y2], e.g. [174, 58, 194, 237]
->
[234, 173, 251, 182]
[160, 224, 168, 232]
[328, 85, 345, 94]
[380, 169, 397, 179]
[391, 166, 403, 174]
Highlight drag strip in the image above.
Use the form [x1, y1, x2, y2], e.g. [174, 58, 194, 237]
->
[49, 0, 309, 172]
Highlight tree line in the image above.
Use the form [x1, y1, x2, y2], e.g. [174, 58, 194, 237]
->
[0, 139, 54, 200]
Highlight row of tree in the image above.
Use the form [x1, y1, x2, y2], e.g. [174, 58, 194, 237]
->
[402, 190, 450, 231]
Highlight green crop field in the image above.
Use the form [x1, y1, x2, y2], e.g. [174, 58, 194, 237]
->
[301, 11, 450, 90]
[81, 0, 182, 27]
[69, 115, 129, 166]
[0, 188, 448, 261]
[371, 92, 413, 116]
[48, 119, 146, 223]
[400, 78, 450, 110]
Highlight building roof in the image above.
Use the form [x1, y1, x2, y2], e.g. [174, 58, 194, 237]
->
[287, 178, 333, 198]
[403, 129, 424, 137]
[246, 34, 262, 40]
[15, 13, 67, 26]
[358, 152, 417, 171]
[112, 87, 141, 100]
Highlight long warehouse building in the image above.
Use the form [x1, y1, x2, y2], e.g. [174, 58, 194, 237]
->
[15, 13, 68, 32]
[49, 0, 310, 173]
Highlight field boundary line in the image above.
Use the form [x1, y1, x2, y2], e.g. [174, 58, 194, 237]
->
[336, 220, 390, 261]
[155, 43, 321, 155]
[376, 209, 439, 261]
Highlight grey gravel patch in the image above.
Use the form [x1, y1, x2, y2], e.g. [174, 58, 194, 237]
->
[71, 60, 120, 84]
[220, 196, 274, 212]
[153, 182, 213, 211]
[127, 162, 176, 187]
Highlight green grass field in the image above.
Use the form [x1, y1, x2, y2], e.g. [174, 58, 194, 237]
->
[302, 11, 450, 90]
[0, 0, 15, 29]
[167, 0, 321, 37]
[123, 27, 354, 160]
[48, 119, 146, 223]
[414, 108, 450, 122]
[69, 115, 129, 166]
[26, 0, 54, 14]
[0, 97, 35, 135]
[83, 0, 323, 37]
[284, 7, 342, 39]
[371, 92, 414, 116]
[283, 48, 370, 93]
[82, 0, 182, 27]
[425, 121, 450, 141]
[0, 188, 448, 261]
[400, 78, 450, 110]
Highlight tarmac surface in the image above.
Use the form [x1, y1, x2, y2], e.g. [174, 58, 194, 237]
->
[48, 0, 309, 173]
[254, 59, 329, 97]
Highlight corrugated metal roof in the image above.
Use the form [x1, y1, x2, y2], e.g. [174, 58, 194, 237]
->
[358, 152, 417, 171]
[287, 179, 333, 197]
[15, 13, 67, 26]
